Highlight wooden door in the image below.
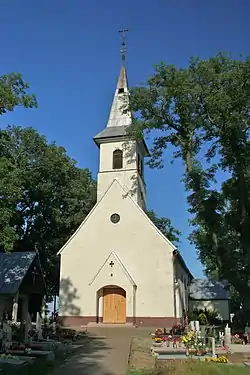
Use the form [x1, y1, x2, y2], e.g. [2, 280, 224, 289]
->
[103, 287, 126, 324]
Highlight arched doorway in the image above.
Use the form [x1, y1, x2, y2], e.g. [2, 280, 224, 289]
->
[103, 286, 126, 324]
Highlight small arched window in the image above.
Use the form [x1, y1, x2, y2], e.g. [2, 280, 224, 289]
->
[113, 149, 123, 169]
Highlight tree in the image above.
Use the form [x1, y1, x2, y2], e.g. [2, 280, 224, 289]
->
[0, 72, 96, 296]
[0, 72, 37, 114]
[147, 209, 180, 246]
[129, 53, 250, 311]
[0, 125, 96, 296]
[0, 126, 97, 296]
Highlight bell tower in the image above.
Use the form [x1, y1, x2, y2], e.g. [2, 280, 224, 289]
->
[93, 31, 149, 210]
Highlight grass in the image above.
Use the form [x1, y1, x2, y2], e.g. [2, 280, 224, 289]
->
[156, 360, 250, 375]
[128, 336, 250, 375]
[128, 337, 155, 371]
[128, 360, 250, 375]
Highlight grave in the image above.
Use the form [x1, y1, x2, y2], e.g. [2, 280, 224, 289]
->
[151, 322, 219, 361]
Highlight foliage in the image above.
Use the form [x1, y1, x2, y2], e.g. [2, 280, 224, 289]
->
[129, 53, 250, 311]
[189, 308, 220, 325]
[147, 209, 181, 246]
[0, 73, 37, 115]
[0, 125, 96, 296]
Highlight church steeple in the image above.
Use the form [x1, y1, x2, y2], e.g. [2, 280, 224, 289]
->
[93, 31, 149, 209]
[106, 29, 130, 128]
[106, 63, 131, 128]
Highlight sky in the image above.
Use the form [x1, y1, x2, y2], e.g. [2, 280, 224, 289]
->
[0, 0, 249, 278]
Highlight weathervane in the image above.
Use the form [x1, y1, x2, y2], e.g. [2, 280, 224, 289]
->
[119, 28, 129, 62]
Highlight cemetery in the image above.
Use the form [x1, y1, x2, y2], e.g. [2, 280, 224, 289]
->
[0, 308, 85, 373]
[0, 252, 85, 373]
[129, 320, 250, 374]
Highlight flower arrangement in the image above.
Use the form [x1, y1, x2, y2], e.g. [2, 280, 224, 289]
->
[171, 323, 185, 335]
[181, 330, 196, 348]
[204, 355, 228, 363]
[155, 328, 163, 336]
[153, 337, 163, 343]
[232, 334, 245, 345]
[180, 330, 208, 356]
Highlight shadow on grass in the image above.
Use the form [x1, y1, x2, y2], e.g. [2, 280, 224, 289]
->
[2, 331, 112, 375]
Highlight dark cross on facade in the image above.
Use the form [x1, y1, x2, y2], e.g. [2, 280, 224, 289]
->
[119, 28, 129, 62]
[109, 260, 114, 277]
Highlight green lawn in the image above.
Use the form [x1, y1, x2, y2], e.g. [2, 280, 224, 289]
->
[128, 360, 250, 375]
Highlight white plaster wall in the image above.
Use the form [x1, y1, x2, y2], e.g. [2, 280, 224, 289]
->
[99, 141, 136, 172]
[189, 300, 230, 321]
[174, 262, 190, 318]
[97, 141, 146, 206]
[59, 179, 175, 319]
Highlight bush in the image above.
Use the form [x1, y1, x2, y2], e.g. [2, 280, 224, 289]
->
[189, 308, 221, 325]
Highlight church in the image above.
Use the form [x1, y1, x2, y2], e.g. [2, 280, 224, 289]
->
[57, 46, 194, 327]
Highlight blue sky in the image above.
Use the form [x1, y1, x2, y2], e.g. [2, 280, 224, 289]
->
[0, 1, 249, 277]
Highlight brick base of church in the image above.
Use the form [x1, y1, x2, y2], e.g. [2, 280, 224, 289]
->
[59, 316, 181, 327]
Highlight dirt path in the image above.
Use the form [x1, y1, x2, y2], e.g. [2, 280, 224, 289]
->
[52, 327, 141, 375]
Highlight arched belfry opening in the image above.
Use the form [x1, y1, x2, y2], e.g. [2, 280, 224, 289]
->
[113, 149, 123, 169]
[96, 285, 126, 324]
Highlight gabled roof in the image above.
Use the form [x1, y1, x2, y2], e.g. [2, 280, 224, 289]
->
[189, 278, 230, 300]
[93, 125, 129, 141]
[0, 252, 37, 294]
[58, 178, 176, 255]
[93, 125, 150, 156]
[88, 251, 136, 287]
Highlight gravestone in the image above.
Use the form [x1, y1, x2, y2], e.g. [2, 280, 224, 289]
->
[224, 324, 231, 347]
[190, 321, 195, 330]
[0, 329, 3, 350]
[245, 325, 250, 343]
[211, 337, 216, 357]
[2, 322, 12, 349]
[195, 320, 200, 332]
[24, 313, 32, 343]
[36, 312, 44, 341]
[219, 331, 224, 346]
[3, 322, 12, 342]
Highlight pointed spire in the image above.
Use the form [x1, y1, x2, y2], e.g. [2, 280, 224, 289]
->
[106, 63, 131, 128]
[107, 29, 131, 128]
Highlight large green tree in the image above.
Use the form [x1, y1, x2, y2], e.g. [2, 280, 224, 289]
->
[0, 73, 96, 296]
[0, 125, 96, 296]
[129, 53, 250, 310]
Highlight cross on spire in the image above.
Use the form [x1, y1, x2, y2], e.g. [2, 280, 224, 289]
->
[119, 28, 128, 63]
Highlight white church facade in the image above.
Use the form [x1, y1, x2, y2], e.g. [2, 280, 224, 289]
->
[58, 58, 194, 327]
